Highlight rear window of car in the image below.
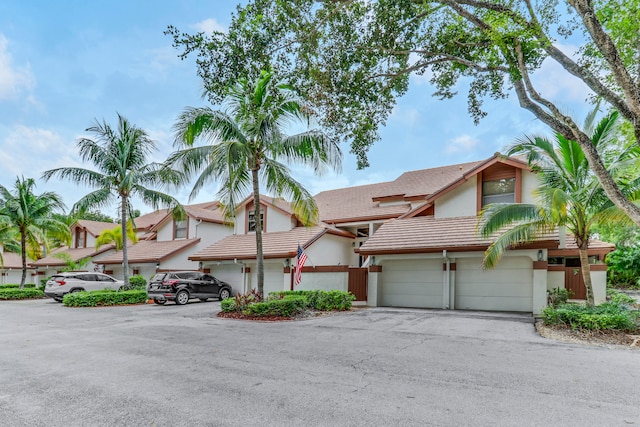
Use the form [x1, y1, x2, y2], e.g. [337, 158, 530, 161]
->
[151, 273, 167, 282]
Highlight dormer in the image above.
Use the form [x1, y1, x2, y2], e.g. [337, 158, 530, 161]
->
[74, 227, 87, 249]
[476, 161, 522, 212]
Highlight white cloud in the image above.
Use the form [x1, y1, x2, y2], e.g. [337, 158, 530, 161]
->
[0, 34, 35, 100]
[445, 134, 479, 154]
[191, 18, 226, 34]
[1, 125, 81, 181]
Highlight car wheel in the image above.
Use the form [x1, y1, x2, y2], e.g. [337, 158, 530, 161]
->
[70, 288, 84, 293]
[199, 298, 208, 302]
[175, 290, 189, 305]
[219, 288, 230, 300]
[153, 298, 166, 305]
[53, 297, 63, 303]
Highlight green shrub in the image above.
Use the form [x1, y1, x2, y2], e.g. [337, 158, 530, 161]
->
[0, 283, 36, 289]
[63, 289, 148, 307]
[542, 302, 639, 332]
[547, 287, 571, 308]
[606, 245, 640, 289]
[243, 296, 307, 317]
[221, 298, 237, 313]
[270, 290, 355, 311]
[607, 289, 637, 306]
[128, 275, 147, 290]
[0, 288, 45, 300]
[231, 289, 263, 312]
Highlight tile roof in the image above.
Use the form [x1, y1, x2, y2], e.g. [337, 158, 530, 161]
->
[315, 181, 412, 224]
[184, 202, 226, 223]
[1, 252, 35, 269]
[134, 210, 169, 231]
[374, 161, 485, 199]
[74, 220, 117, 236]
[189, 226, 353, 261]
[31, 246, 114, 267]
[95, 238, 201, 264]
[359, 216, 559, 255]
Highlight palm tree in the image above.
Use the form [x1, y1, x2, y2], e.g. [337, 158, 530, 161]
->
[0, 219, 20, 270]
[43, 114, 185, 286]
[95, 221, 138, 251]
[478, 108, 639, 305]
[169, 70, 342, 294]
[0, 177, 69, 288]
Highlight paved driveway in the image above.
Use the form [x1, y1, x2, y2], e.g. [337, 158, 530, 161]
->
[0, 300, 638, 426]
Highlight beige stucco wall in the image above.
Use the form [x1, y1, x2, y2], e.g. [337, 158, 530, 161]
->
[434, 177, 477, 218]
[303, 234, 353, 266]
[265, 206, 294, 232]
[547, 271, 565, 291]
[521, 170, 540, 204]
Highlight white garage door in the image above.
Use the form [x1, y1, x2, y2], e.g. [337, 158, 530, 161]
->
[381, 259, 443, 308]
[455, 257, 532, 312]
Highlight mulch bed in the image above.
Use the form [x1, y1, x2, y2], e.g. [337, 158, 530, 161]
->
[217, 309, 339, 322]
[536, 320, 640, 349]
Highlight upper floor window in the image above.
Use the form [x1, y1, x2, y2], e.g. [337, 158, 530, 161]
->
[248, 209, 264, 232]
[174, 219, 187, 239]
[482, 177, 516, 207]
[76, 229, 85, 248]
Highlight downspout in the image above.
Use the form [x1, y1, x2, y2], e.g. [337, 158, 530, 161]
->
[443, 250, 450, 310]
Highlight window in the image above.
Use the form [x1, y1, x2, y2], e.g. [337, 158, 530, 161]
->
[482, 178, 516, 207]
[174, 219, 187, 239]
[76, 229, 85, 248]
[248, 209, 264, 232]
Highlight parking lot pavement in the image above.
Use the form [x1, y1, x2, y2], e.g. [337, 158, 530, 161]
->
[0, 300, 639, 427]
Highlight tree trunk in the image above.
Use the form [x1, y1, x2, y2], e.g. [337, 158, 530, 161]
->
[121, 196, 130, 287]
[19, 231, 26, 289]
[578, 246, 594, 306]
[252, 167, 264, 296]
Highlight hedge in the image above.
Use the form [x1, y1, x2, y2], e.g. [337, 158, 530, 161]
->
[269, 290, 355, 311]
[63, 289, 149, 307]
[0, 288, 45, 300]
[243, 296, 307, 317]
[542, 302, 639, 332]
[0, 283, 36, 289]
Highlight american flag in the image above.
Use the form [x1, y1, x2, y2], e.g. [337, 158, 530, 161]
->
[294, 244, 308, 286]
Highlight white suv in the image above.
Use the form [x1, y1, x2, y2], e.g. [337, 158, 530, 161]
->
[44, 272, 124, 302]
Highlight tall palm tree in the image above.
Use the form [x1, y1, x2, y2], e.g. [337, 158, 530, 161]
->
[95, 220, 138, 251]
[169, 70, 342, 294]
[0, 177, 69, 288]
[478, 108, 640, 305]
[43, 114, 185, 286]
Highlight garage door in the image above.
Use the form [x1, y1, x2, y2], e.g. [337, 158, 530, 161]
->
[455, 257, 532, 312]
[381, 259, 443, 308]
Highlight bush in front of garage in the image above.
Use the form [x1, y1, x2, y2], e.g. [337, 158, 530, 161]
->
[243, 295, 307, 317]
[0, 287, 45, 300]
[63, 289, 148, 307]
[541, 301, 639, 332]
[270, 290, 355, 311]
[220, 289, 356, 319]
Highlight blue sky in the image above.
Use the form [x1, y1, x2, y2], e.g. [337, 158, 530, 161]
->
[0, 1, 593, 217]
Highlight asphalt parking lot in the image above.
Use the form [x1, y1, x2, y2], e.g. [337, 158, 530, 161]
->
[0, 299, 638, 427]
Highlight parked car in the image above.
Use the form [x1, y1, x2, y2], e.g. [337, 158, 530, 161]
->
[147, 271, 232, 305]
[44, 272, 125, 302]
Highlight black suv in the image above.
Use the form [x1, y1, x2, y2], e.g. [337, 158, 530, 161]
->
[147, 271, 232, 305]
